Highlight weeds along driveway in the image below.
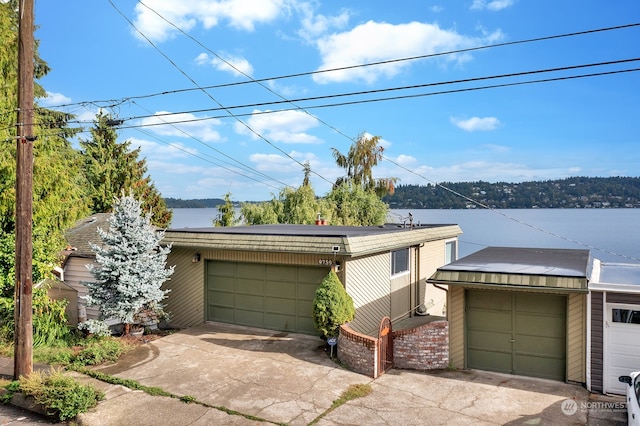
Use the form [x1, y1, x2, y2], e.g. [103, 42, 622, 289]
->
[91, 323, 593, 425]
[93, 323, 366, 425]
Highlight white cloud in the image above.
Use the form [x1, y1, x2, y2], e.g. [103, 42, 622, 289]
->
[249, 152, 300, 172]
[235, 110, 322, 144]
[296, 2, 350, 42]
[471, 0, 515, 11]
[313, 21, 503, 84]
[395, 154, 418, 166]
[451, 116, 501, 132]
[133, 0, 287, 42]
[482, 143, 510, 153]
[140, 111, 223, 142]
[40, 91, 71, 106]
[129, 137, 199, 160]
[430, 5, 444, 13]
[195, 52, 254, 77]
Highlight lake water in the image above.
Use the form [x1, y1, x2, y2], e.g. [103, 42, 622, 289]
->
[169, 208, 640, 264]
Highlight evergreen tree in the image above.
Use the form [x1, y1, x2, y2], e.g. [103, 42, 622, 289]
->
[84, 193, 174, 332]
[312, 270, 355, 338]
[80, 111, 172, 228]
[0, 0, 90, 295]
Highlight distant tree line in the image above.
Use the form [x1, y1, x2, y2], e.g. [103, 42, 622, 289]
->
[382, 177, 640, 209]
[164, 198, 228, 208]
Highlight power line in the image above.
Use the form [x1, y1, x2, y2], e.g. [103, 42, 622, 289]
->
[107, 0, 335, 186]
[40, 21, 640, 111]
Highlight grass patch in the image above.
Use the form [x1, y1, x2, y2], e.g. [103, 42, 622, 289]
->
[2, 368, 104, 422]
[309, 383, 372, 425]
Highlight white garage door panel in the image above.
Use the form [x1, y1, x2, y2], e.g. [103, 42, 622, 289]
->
[605, 303, 640, 395]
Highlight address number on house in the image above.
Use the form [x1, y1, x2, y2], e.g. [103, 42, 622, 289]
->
[318, 259, 333, 266]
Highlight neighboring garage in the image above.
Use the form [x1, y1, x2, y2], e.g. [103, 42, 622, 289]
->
[466, 290, 567, 381]
[429, 247, 590, 384]
[588, 260, 640, 395]
[206, 261, 327, 334]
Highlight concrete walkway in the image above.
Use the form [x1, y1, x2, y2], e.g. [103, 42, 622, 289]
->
[1, 323, 627, 424]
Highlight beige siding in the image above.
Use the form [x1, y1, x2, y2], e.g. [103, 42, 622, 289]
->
[567, 293, 586, 383]
[449, 286, 465, 369]
[345, 252, 391, 336]
[422, 239, 448, 316]
[165, 247, 206, 327]
[63, 257, 100, 321]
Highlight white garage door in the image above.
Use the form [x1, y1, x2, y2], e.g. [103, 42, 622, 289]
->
[605, 303, 640, 395]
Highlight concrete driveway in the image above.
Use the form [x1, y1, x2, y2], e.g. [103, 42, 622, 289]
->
[76, 323, 624, 425]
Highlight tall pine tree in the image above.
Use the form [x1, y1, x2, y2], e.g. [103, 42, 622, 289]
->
[84, 193, 174, 332]
[80, 111, 172, 228]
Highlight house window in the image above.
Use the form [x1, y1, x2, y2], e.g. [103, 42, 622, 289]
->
[391, 248, 409, 275]
[612, 308, 640, 324]
[445, 240, 457, 264]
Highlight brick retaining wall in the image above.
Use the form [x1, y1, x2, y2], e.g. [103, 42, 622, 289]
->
[338, 319, 449, 378]
[338, 323, 377, 377]
[392, 319, 449, 370]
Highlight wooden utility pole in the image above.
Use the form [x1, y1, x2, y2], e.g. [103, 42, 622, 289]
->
[14, 0, 35, 379]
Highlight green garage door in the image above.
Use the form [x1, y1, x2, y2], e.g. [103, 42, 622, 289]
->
[466, 289, 566, 381]
[206, 261, 328, 334]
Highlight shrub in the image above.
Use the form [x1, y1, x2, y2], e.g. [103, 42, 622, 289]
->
[12, 368, 104, 421]
[70, 337, 128, 367]
[0, 288, 70, 347]
[312, 270, 355, 338]
[77, 319, 111, 337]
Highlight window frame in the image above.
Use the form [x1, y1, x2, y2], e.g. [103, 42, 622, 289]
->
[391, 248, 410, 276]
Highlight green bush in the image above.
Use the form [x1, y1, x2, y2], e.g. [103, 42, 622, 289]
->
[312, 270, 355, 338]
[11, 368, 104, 421]
[0, 288, 70, 347]
[70, 337, 127, 367]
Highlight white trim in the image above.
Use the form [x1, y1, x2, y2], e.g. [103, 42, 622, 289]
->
[586, 290, 592, 391]
[589, 282, 640, 294]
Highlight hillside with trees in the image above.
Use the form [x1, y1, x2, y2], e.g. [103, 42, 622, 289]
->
[382, 177, 640, 209]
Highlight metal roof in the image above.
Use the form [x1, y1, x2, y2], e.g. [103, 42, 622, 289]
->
[163, 223, 462, 257]
[428, 246, 590, 292]
[589, 259, 640, 294]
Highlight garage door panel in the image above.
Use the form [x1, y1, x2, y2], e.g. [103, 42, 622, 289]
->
[467, 290, 511, 310]
[236, 309, 264, 327]
[515, 314, 565, 338]
[605, 305, 640, 394]
[515, 293, 565, 314]
[515, 354, 565, 380]
[467, 310, 512, 333]
[236, 294, 264, 311]
[266, 280, 296, 298]
[468, 329, 512, 352]
[211, 261, 237, 277]
[468, 349, 512, 374]
[211, 276, 236, 291]
[266, 265, 297, 282]
[210, 306, 235, 323]
[466, 289, 566, 381]
[515, 335, 565, 358]
[265, 313, 296, 331]
[237, 263, 265, 278]
[236, 278, 264, 295]
[206, 260, 326, 334]
[209, 290, 234, 307]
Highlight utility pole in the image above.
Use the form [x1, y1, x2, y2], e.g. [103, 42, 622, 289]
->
[14, 0, 35, 379]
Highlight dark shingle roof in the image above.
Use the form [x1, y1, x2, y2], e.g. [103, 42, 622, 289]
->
[64, 213, 111, 257]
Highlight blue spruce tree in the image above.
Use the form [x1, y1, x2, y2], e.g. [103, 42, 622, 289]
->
[84, 193, 174, 333]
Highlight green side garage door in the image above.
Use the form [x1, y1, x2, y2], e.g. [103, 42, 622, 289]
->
[466, 289, 567, 381]
[206, 261, 328, 335]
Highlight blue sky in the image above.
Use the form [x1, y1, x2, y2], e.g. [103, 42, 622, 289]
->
[34, 1, 639, 201]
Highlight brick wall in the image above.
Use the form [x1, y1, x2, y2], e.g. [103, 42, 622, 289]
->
[392, 320, 449, 370]
[338, 323, 377, 377]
